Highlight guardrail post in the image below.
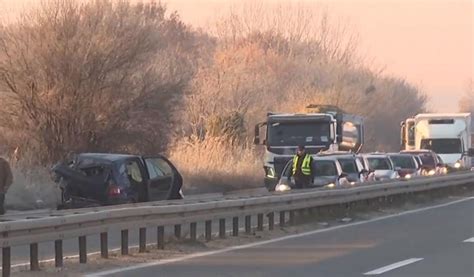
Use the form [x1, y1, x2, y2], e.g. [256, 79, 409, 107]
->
[54, 240, 63, 267]
[139, 228, 147, 253]
[232, 217, 239, 236]
[190, 222, 197, 241]
[30, 243, 39, 271]
[205, 220, 212, 241]
[157, 226, 164, 249]
[121, 230, 129, 255]
[245, 215, 251, 234]
[2, 247, 10, 277]
[219, 219, 226, 238]
[279, 211, 286, 227]
[79, 236, 87, 264]
[174, 224, 181, 239]
[100, 232, 108, 259]
[268, 212, 274, 230]
[289, 210, 296, 225]
[257, 214, 264, 231]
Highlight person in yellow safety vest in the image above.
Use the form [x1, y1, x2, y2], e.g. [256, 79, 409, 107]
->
[292, 145, 313, 189]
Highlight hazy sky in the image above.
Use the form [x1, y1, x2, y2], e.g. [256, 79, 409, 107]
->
[2, 0, 473, 112]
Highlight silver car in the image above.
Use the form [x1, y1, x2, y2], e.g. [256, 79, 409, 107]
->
[361, 153, 399, 181]
[317, 152, 368, 184]
[275, 157, 349, 191]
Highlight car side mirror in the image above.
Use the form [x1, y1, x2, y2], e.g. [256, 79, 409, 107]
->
[339, 172, 348, 179]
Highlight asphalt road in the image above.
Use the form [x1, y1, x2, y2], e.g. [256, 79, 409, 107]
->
[94, 197, 474, 277]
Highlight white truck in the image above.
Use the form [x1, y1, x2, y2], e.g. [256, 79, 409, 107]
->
[254, 105, 364, 190]
[400, 113, 473, 169]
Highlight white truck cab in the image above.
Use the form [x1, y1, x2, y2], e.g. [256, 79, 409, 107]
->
[401, 113, 473, 169]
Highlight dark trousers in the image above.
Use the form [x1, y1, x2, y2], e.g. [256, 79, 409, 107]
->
[0, 193, 5, 215]
[294, 176, 311, 189]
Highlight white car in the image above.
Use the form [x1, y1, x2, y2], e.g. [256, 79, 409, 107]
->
[361, 153, 399, 181]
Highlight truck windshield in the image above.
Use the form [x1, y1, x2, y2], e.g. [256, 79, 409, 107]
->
[420, 139, 462, 154]
[267, 122, 331, 147]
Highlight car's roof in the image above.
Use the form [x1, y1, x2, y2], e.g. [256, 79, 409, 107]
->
[387, 153, 415, 157]
[285, 156, 338, 164]
[400, 149, 434, 154]
[361, 153, 389, 158]
[77, 153, 141, 162]
[316, 151, 356, 158]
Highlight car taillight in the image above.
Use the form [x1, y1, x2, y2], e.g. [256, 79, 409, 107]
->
[108, 185, 121, 196]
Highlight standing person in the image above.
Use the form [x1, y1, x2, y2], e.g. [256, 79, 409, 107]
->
[292, 145, 313, 189]
[0, 157, 13, 215]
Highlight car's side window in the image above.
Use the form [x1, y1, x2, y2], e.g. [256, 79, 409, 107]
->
[126, 161, 143, 183]
[145, 158, 173, 179]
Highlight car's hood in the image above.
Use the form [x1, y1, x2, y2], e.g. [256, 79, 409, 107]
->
[277, 176, 337, 188]
[438, 154, 462, 166]
[374, 170, 395, 178]
[312, 176, 338, 187]
[397, 168, 417, 176]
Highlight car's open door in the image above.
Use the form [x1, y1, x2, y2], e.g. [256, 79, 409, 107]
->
[143, 157, 176, 201]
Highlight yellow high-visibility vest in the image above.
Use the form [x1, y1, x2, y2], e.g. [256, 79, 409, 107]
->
[293, 154, 312, 176]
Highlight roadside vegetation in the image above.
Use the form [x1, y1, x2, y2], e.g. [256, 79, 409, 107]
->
[0, 0, 427, 208]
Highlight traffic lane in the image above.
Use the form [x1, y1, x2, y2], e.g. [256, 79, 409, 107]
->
[382, 238, 474, 277]
[101, 198, 473, 277]
[2, 214, 259, 266]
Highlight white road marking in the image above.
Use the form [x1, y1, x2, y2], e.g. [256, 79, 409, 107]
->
[463, 237, 474, 242]
[87, 197, 473, 276]
[364, 258, 424, 275]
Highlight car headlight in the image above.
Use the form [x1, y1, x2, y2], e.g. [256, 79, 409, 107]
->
[265, 167, 276, 178]
[326, 183, 335, 188]
[275, 184, 291, 192]
[404, 174, 412, 179]
[441, 167, 448, 174]
[428, 169, 436, 176]
[454, 161, 461, 169]
[350, 181, 356, 185]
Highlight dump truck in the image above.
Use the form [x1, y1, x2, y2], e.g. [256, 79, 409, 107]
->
[254, 105, 364, 190]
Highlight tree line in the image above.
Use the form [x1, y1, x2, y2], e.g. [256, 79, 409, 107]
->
[0, 0, 427, 167]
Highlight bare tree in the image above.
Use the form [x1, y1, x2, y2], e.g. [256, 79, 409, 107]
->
[0, 0, 199, 164]
[212, 0, 360, 66]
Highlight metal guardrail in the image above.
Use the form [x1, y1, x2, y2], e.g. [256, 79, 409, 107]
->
[0, 172, 473, 276]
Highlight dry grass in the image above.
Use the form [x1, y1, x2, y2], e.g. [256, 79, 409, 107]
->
[5, 166, 59, 210]
[169, 137, 263, 193]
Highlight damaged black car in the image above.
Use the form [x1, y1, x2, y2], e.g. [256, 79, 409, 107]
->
[51, 153, 183, 209]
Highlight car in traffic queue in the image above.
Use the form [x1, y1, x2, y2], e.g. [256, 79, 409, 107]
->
[400, 150, 442, 176]
[316, 151, 368, 184]
[275, 156, 351, 192]
[387, 153, 420, 180]
[51, 153, 184, 209]
[360, 153, 399, 181]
